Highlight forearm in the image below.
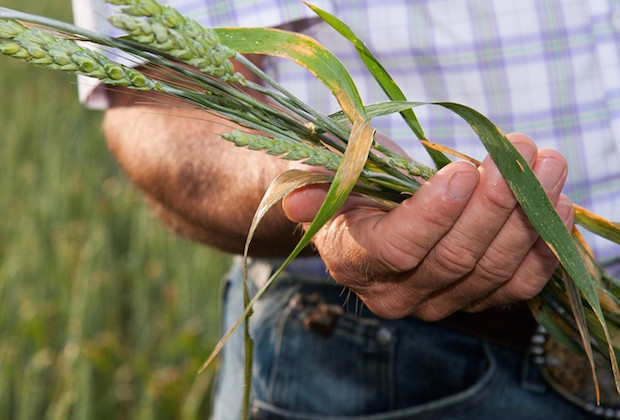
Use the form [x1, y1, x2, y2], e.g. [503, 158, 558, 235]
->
[102, 88, 304, 256]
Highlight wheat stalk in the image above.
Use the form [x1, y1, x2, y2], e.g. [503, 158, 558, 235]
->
[0, 1, 482, 199]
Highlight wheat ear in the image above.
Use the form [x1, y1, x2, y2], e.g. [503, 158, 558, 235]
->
[223, 130, 343, 171]
[106, 0, 244, 84]
[0, 19, 158, 90]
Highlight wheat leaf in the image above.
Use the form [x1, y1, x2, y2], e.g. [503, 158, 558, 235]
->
[574, 205, 620, 245]
[328, 100, 425, 125]
[214, 26, 365, 123]
[562, 268, 601, 401]
[200, 121, 375, 402]
[197, 171, 334, 374]
[305, 2, 450, 169]
[529, 293, 588, 355]
[436, 101, 620, 397]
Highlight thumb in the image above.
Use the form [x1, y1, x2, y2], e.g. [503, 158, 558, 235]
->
[282, 184, 388, 223]
[282, 185, 330, 223]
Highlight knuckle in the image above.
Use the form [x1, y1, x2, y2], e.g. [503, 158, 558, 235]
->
[474, 252, 516, 284]
[432, 242, 478, 276]
[480, 181, 516, 212]
[510, 284, 543, 301]
[357, 282, 424, 320]
[463, 302, 490, 313]
[400, 197, 457, 232]
[363, 295, 413, 320]
[372, 238, 422, 273]
[415, 303, 454, 322]
[509, 273, 548, 301]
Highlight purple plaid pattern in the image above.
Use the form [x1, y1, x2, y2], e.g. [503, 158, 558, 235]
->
[75, 0, 620, 266]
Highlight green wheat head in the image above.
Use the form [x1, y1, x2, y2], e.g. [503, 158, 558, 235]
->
[106, 0, 244, 83]
[0, 19, 157, 90]
[222, 130, 342, 170]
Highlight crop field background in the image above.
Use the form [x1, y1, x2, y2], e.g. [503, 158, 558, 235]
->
[0, 1, 231, 418]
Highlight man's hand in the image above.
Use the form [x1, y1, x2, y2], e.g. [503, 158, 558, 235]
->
[282, 133, 574, 320]
[101, 57, 310, 256]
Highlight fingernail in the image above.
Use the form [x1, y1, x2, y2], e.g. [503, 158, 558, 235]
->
[538, 157, 567, 190]
[514, 141, 537, 164]
[448, 170, 478, 199]
[557, 199, 574, 228]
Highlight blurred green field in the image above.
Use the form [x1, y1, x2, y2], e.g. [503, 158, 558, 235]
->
[0, 1, 231, 418]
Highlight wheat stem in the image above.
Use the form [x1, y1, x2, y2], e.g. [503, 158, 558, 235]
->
[235, 54, 350, 142]
[0, 4, 420, 196]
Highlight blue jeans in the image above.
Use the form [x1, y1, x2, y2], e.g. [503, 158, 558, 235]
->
[212, 259, 591, 419]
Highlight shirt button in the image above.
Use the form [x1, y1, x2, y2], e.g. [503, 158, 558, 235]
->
[376, 326, 393, 345]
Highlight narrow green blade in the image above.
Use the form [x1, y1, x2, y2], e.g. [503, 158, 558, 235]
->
[436, 101, 620, 396]
[574, 205, 620, 245]
[306, 2, 451, 169]
[214, 26, 366, 122]
[200, 121, 376, 374]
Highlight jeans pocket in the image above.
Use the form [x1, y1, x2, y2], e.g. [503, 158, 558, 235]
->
[250, 286, 497, 419]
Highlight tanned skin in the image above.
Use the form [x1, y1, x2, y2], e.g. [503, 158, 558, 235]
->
[102, 59, 574, 321]
[103, 58, 304, 256]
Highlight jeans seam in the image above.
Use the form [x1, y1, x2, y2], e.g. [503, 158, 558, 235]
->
[386, 330, 396, 410]
[381, 341, 497, 419]
[265, 295, 296, 405]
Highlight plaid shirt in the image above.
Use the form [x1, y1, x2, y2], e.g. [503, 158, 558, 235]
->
[75, 0, 620, 269]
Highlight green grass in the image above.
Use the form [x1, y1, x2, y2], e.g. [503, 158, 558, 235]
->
[0, 1, 231, 418]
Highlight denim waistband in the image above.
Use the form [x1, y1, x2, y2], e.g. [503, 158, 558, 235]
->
[247, 256, 332, 282]
[250, 256, 620, 281]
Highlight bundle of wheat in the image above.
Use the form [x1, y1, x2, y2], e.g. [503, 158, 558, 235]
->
[2, 0, 620, 414]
